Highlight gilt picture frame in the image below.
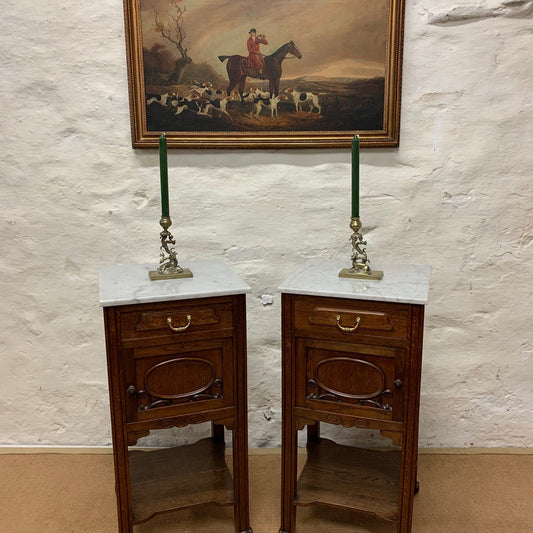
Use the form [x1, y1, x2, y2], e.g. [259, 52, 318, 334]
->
[123, 0, 405, 148]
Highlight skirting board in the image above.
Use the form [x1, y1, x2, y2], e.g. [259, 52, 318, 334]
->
[1, 446, 533, 455]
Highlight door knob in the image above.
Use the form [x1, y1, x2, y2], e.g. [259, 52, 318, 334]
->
[394, 379, 403, 389]
[127, 385, 137, 396]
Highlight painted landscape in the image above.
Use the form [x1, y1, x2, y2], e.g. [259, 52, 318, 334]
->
[139, 0, 389, 134]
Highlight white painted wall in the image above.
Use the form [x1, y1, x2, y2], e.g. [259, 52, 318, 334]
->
[1, 0, 532, 448]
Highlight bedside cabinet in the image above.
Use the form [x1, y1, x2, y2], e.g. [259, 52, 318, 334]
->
[278, 260, 430, 533]
[99, 260, 252, 533]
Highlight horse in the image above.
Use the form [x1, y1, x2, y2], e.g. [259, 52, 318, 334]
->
[218, 41, 302, 100]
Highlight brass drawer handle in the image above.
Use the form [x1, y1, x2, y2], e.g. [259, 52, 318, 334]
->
[167, 314, 192, 332]
[336, 314, 361, 332]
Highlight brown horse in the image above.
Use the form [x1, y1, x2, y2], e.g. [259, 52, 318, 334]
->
[218, 41, 302, 100]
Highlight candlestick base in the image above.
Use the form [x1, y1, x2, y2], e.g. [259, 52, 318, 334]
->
[338, 267, 384, 280]
[338, 216, 383, 281]
[149, 216, 193, 281]
[149, 268, 193, 281]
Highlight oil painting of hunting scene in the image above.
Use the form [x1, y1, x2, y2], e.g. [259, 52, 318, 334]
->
[123, 0, 405, 148]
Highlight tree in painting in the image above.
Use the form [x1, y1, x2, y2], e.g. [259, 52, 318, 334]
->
[152, 0, 192, 84]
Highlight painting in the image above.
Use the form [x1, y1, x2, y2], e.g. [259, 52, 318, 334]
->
[123, 0, 405, 148]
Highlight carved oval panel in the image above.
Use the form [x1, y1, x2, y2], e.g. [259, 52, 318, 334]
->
[314, 357, 386, 400]
[144, 358, 215, 399]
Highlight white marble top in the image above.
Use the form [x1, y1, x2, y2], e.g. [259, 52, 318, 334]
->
[99, 259, 251, 307]
[279, 260, 430, 305]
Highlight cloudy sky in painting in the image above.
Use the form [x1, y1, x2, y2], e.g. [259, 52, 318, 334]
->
[140, 0, 389, 79]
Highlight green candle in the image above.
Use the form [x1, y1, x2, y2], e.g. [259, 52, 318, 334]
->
[351, 134, 360, 218]
[159, 133, 169, 217]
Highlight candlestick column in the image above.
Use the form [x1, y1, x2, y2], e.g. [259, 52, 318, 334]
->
[351, 135, 359, 219]
[159, 134, 169, 218]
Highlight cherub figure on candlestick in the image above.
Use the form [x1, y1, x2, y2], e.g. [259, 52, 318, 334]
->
[349, 218, 370, 274]
[158, 218, 184, 276]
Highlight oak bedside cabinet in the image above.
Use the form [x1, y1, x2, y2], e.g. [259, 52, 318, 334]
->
[278, 260, 430, 533]
[99, 260, 252, 533]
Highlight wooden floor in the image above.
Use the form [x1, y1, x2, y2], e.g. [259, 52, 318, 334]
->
[1, 449, 532, 533]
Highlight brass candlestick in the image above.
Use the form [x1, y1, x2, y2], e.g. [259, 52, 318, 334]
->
[149, 216, 193, 280]
[339, 217, 383, 280]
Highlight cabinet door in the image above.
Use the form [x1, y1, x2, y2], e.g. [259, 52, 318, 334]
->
[296, 338, 406, 422]
[124, 338, 234, 422]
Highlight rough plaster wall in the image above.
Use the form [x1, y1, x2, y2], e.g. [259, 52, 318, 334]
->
[0, 0, 532, 448]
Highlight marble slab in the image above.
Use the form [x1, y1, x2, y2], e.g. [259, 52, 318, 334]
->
[279, 260, 430, 305]
[99, 259, 250, 307]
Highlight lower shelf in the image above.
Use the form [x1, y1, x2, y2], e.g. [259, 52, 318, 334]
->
[129, 437, 234, 525]
[295, 438, 401, 524]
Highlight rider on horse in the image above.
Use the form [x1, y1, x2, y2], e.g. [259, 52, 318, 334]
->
[219, 40, 302, 100]
[247, 28, 268, 79]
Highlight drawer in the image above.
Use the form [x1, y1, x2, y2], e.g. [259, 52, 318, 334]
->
[294, 295, 409, 342]
[124, 338, 234, 422]
[119, 300, 233, 342]
[296, 338, 406, 422]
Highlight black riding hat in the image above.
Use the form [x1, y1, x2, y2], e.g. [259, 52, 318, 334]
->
[249, 28, 256, 34]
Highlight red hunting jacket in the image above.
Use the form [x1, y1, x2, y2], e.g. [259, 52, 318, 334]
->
[247, 35, 268, 71]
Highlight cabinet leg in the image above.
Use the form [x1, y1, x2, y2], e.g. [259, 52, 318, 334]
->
[413, 459, 420, 494]
[279, 432, 297, 533]
[212, 421, 225, 443]
[232, 420, 251, 532]
[280, 294, 297, 533]
[307, 421, 320, 443]
[112, 434, 133, 533]
[232, 294, 251, 533]
[279, 402, 297, 532]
